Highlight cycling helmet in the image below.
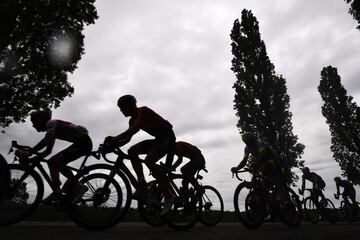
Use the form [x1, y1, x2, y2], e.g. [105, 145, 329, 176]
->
[334, 176, 341, 182]
[117, 94, 137, 107]
[241, 132, 256, 143]
[30, 109, 52, 123]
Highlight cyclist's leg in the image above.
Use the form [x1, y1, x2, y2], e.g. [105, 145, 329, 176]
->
[128, 140, 155, 184]
[49, 136, 92, 194]
[180, 157, 204, 190]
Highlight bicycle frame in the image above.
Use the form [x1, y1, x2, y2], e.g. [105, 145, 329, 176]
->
[8, 141, 101, 200]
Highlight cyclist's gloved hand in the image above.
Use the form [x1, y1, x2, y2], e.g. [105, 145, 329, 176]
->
[231, 166, 239, 173]
[15, 149, 31, 158]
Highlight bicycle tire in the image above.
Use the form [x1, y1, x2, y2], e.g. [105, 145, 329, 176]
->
[233, 182, 265, 229]
[0, 164, 44, 226]
[138, 180, 165, 227]
[304, 197, 320, 224]
[199, 185, 224, 227]
[166, 176, 202, 231]
[322, 198, 337, 224]
[69, 171, 131, 231]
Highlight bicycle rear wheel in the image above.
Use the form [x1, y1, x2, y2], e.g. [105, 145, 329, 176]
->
[166, 176, 202, 231]
[199, 185, 224, 227]
[69, 171, 131, 231]
[0, 164, 44, 226]
[233, 182, 265, 229]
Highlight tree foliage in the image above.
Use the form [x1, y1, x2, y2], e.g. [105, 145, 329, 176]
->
[0, 0, 98, 127]
[318, 66, 360, 184]
[345, 0, 360, 30]
[230, 9, 304, 184]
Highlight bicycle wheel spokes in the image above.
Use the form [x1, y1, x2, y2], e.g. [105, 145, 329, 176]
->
[0, 164, 44, 226]
[199, 185, 224, 227]
[304, 197, 320, 224]
[69, 172, 129, 231]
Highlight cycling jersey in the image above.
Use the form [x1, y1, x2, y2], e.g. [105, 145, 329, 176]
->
[129, 106, 173, 138]
[175, 141, 205, 164]
[245, 139, 277, 167]
[46, 119, 89, 143]
[302, 172, 326, 189]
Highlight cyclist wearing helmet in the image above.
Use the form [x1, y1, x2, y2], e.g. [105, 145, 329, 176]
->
[299, 167, 326, 200]
[172, 141, 206, 191]
[105, 95, 176, 214]
[232, 132, 284, 201]
[334, 176, 356, 205]
[20, 109, 92, 204]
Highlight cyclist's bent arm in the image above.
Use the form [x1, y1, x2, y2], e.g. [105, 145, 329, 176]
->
[114, 118, 141, 144]
[31, 135, 55, 157]
[237, 147, 249, 169]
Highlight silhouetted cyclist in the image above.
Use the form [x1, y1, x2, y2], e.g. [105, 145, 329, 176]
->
[105, 94, 176, 215]
[231, 132, 286, 202]
[299, 167, 326, 201]
[172, 141, 206, 192]
[17, 109, 92, 204]
[334, 176, 357, 206]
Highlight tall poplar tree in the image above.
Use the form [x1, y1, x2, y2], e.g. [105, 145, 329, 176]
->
[318, 66, 360, 184]
[230, 9, 304, 184]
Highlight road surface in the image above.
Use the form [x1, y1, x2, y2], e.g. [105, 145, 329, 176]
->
[1, 222, 360, 240]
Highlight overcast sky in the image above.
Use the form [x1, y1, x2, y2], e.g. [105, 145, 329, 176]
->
[1, 0, 360, 210]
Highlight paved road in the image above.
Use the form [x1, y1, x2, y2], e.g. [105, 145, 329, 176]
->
[1, 222, 360, 240]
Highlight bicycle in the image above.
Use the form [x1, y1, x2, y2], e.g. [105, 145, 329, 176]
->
[0, 153, 10, 201]
[163, 167, 224, 230]
[70, 143, 191, 230]
[0, 140, 126, 229]
[334, 192, 359, 223]
[232, 168, 302, 229]
[299, 188, 337, 224]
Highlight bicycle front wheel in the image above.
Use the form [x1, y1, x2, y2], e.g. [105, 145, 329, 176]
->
[69, 171, 131, 231]
[138, 180, 165, 227]
[322, 198, 337, 224]
[0, 164, 44, 226]
[279, 188, 302, 228]
[304, 197, 320, 224]
[199, 185, 224, 227]
[233, 182, 265, 229]
[340, 200, 355, 223]
[166, 176, 202, 231]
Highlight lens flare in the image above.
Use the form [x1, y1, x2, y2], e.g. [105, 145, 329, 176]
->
[48, 34, 76, 67]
